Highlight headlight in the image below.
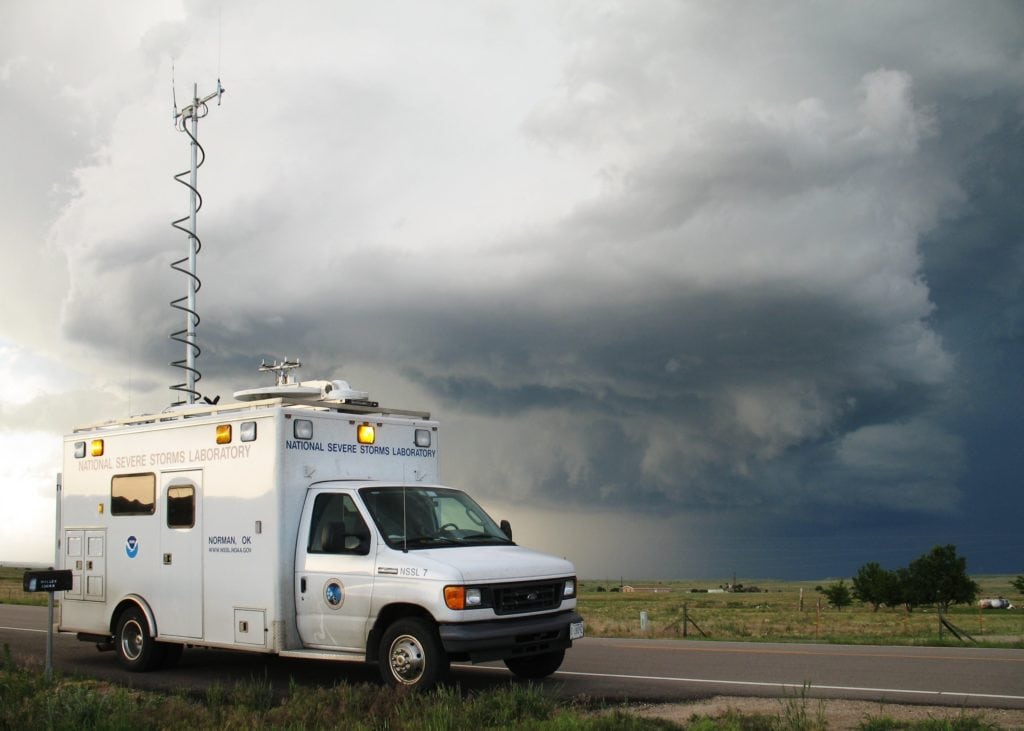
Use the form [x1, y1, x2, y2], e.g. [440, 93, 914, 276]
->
[563, 578, 577, 598]
[444, 585, 490, 610]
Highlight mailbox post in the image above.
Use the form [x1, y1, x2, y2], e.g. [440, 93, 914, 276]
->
[23, 569, 72, 681]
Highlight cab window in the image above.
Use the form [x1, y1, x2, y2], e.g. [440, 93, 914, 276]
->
[308, 493, 371, 556]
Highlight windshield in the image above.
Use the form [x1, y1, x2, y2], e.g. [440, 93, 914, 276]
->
[359, 486, 512, 550]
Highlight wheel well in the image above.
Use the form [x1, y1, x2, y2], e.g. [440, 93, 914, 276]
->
[109, 597, 156, 638]
[366, 603, 434, 662]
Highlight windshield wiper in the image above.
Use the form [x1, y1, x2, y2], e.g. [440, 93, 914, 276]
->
[403, 535, 461, 547]
[459, 534, 511, 543]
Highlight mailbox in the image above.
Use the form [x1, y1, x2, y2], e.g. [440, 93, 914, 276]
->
[23, 569, 73, 593]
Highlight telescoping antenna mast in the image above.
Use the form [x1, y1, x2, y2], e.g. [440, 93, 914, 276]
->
[170, 77, 224, 405]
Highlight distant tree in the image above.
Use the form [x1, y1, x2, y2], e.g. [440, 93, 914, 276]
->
[904, 545, 979, 612]
[822, 580, 853, 611]
[1011, 576, 1024, 595]
[894, 567, 920, 611]
[852, 562, 901, 611]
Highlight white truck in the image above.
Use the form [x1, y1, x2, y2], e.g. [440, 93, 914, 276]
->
[57, 367, 582, 689]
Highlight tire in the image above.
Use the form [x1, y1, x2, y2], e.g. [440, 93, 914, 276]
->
[378, 618, 449, 690]
[504, 649, 565, 679]
[115, 607, 163, 672]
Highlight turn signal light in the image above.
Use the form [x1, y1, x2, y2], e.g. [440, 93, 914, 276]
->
[444, 586, 466, 610]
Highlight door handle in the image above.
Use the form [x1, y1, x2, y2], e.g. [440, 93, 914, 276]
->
[300, 577, 307, 593]
[163, 553, 172, 565]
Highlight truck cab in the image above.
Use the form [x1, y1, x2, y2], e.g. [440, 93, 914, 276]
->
[295, 482, 581, 687]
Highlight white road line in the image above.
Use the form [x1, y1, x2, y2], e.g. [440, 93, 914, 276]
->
[553, 669, 1024, 702]
[0, 625, 46, 634]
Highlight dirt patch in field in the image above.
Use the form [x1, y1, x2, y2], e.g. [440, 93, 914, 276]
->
[634, 696, 1024, 729]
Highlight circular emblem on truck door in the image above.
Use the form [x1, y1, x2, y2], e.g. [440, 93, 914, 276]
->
[324, 579, 345, 609]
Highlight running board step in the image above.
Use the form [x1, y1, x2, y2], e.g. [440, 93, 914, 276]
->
[278, 649, 365, 663]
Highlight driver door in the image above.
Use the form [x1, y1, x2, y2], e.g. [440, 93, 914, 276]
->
[295, 490, 376, 651]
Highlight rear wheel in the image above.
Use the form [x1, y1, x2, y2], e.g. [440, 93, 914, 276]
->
[504, 649, 565, 679]
[115, 607, 163, 671]
[379, 618, 448, 690]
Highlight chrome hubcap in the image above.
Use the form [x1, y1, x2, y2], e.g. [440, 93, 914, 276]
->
[121, 618, 144, 661]
[388, 634, 425, 684]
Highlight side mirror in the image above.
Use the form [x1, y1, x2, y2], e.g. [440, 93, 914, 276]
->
[499, 519, 513, 541]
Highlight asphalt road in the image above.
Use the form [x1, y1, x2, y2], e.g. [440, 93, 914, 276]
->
[2, 604, 1022, 710]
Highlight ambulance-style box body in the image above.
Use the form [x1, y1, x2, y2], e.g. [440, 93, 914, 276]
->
[58, 375, 582, 689]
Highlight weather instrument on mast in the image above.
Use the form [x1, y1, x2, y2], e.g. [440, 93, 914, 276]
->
[169, 76, 224, 406]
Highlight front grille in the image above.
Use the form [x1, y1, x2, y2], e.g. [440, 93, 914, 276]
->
[491, 580, 563, 616]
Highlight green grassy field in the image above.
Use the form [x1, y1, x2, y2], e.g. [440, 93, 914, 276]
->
[3, 565, 1021, 646]
[0, 567, 48, 607]
[576, 576, 1024, 646]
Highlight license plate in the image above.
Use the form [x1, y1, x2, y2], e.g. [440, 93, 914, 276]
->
[569, 621, 585, 640]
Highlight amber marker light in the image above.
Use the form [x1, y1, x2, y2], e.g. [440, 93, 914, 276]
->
[90, 439, 104, 457]
[444, 586, 466, 610]
[357, 423, 376, 444]
[215, 424, 232, 444]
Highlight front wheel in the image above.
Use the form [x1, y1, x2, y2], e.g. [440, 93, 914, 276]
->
[115, 606, 163, 671]
[504, 649, 565, 679]
[378, 618, 449, 690]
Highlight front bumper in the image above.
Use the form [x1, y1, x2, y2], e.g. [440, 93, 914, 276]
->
[438, 610, 583, 663]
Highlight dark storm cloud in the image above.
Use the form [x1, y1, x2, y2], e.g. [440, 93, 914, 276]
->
[5, 1, 1022, 575]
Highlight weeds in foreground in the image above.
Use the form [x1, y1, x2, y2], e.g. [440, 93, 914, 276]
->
[776, 683, 828, 731]
[0, 657, 670, 730]
[859, 712, 1001, 730]
[0, 650, 1010, 730]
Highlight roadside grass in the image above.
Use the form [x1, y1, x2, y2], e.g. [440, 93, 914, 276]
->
[0, 646, 1006, 730]
[0, 645, 673, 730]
[0, 566, 48, 607]
[577, 576, 1023, 647]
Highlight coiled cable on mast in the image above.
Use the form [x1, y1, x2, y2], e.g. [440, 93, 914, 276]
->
[169, 98, 209, 406]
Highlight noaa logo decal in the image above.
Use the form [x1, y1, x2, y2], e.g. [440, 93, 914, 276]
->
[125, 535, 140, 559]
[324, 579, 345, 609]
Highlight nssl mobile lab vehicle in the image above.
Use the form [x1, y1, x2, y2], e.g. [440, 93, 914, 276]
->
[58, 369, 583, 689]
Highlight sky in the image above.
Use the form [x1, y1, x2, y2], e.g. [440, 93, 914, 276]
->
[1, 1, 1021, 580]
